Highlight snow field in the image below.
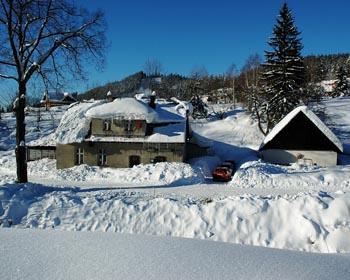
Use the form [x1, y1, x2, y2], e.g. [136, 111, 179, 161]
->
[1, 228, 350, 280]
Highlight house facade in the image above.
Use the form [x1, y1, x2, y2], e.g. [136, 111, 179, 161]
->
[259, 106, 343, 166]
[56, 97, 188, 169]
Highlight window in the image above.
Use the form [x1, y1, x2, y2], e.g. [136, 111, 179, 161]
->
[135, 120, 143, 129]
[153, 156, 167, 163]
[75, 148, 84, 165]
[98, 149, 107, 166]
[124, 120, 134, 132]
[129, 155, 140, 167]
[103, 119, 111, 131]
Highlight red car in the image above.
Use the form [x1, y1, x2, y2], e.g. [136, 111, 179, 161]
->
[212, 161, 235, 182]
[212, 166, 233, 182]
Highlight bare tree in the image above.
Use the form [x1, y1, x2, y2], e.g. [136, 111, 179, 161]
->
[242, 54, 262, 89]
[0, 0, 106, 183]
[241, 54, 262, 111]
[226, 63, 238, 108]
[143, 58, 163, 77]
[190, 65, 208, 80]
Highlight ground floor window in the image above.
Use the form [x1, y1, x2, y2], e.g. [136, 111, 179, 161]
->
[103, 119, 111, 131]
[129, 155, 141, 167]
[98, 149, 107, 166]
[75, 148, 84, 165]
[153, 156, 167, 163]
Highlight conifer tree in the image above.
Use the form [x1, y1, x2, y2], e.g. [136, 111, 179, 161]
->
[333, 66, 349, 97]
[260, 2, 305, 134]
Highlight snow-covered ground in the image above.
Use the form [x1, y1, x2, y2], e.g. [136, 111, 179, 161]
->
[1, 182, 349, 252]
[1, 228, 349, 280]
[1, 98, 350, 254]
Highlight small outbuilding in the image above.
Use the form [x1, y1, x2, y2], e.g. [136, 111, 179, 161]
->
[40, 91, 77, 108]
[259, 106, 343, 166]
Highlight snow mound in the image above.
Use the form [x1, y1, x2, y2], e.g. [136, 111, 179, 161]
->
[233, 160, 350, 191]
[1, 185, 350, 253]
[24, 159, 203, 186]
[55, 161, 203, 186]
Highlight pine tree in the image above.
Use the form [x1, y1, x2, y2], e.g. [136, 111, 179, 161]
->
[333, 66, 349, 97]
[261, 2, 305, 132]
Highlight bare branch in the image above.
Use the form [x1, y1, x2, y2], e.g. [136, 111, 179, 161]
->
[0, 72, 18, 81]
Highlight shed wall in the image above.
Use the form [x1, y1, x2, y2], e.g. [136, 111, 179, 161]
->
[260, 149, 338, 166]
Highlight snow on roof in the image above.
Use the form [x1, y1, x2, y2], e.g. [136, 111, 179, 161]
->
[56, 99, 186, 144]
[85, 97, 158, 123]
[87, 122, 186, 143]
[155, 103, 186, 123]
[56, 100, 105, 144]
[260, 106, 343, 152]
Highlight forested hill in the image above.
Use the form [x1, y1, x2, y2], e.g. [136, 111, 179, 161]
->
[78, 53, 350, 101]
[304, 53, 350, 83]
[78, 71, 146, 101]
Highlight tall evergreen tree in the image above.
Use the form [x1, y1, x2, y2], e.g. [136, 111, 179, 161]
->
[261, 2, 305, 133]
[333, 66, 349, 97]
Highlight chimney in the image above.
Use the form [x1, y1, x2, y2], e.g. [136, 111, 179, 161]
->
[149, 91, 156, 109]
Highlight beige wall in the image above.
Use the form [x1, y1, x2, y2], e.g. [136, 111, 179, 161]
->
[56, 142, 185, 169]
[91, 118, 146, 137]
[260, 149, 338, 166]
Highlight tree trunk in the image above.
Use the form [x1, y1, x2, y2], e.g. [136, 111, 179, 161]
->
[15, 82, 28, 183]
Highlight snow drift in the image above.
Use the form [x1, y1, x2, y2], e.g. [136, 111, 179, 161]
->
[1, 183, 349, 253]
[1, 228, 349, 280]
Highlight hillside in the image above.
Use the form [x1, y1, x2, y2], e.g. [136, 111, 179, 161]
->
[77, 53, 350, 103]
[78, 71, 146, 100]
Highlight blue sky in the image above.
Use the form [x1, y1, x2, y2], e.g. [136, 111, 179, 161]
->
[1, 0, 349, 97]
[80, 0, 349, 91]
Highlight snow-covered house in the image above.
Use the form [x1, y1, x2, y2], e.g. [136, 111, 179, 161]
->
[259, 106, 343, 166]
[55, 97, 188, 169]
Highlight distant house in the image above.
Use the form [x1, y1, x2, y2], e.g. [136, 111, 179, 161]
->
[55, 97, 190, 169]
[40, 91, 77, 108]
[259, 106, 343, 166]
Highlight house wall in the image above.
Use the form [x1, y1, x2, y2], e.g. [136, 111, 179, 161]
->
[91, 118, 147, 137]
[56, 142, 185, 169]
[260, 149, 338, 166]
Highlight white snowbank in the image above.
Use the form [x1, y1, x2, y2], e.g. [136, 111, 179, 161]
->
[0, 159, 201, 186]
[1, 184, 350, 253]
[233, 160, 350, 191]
[1, 229, 349, 280]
